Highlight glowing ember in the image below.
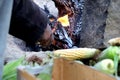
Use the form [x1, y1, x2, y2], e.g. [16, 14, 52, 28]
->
[57, 14, 70, 27]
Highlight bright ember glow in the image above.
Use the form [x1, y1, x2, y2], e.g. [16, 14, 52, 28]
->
[57, 15, 70, 27]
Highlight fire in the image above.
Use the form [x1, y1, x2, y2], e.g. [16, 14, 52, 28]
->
[57, 14, 70, 27]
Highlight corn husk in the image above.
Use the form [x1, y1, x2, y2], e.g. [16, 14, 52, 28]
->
[97, 46, 120, 60]
[94, 59, 115, 75]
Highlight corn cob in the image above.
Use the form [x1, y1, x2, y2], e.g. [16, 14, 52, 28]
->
[53, 48, 101, 60]
[108, 37, 120, 46]
[97, 46, 120, 60]
[94, 59, 115, 75]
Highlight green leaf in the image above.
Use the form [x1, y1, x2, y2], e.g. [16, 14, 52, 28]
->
[2, 57, 24, 80]
[3, 73, 16, 80]
[114, 52, 119, 77]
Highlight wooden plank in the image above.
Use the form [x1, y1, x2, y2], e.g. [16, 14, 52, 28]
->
[17, 67, 40, 80]
[52, 58, 116, 80]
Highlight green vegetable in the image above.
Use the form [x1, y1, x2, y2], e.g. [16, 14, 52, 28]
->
[37, 73, 51, 80]
[97, 46, 120, 60]
[114, 52, 119, 78]
[2, 57, 24, 80]
[94, 59, 115, 75]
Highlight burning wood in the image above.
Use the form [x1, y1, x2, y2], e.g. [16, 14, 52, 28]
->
[37, 14, 74, 50]
[52, 0, 74, 17]
[52, 22, 73, 49]
[36, 5, 75, 51]
[49, 15, 74, 49]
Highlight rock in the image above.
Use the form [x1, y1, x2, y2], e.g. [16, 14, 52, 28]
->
[77, 0, 110, 49]
[4, 35, 48, 63]
[4, 35, 26, 62]
[104, 0, 120, 46]
[33, 0, 58, 17]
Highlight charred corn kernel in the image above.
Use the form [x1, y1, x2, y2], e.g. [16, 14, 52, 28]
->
[53, 48, 100, 60]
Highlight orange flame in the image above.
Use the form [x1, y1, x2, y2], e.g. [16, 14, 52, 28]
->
[57, 14, 70, 27]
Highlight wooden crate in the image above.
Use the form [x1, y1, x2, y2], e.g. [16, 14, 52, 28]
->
[52, 58, 116, 80]
[17, 66, 40, 80]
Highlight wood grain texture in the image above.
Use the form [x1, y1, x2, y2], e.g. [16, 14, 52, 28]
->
[52, 58, 116, 80]
[17, 68, 40, 80]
